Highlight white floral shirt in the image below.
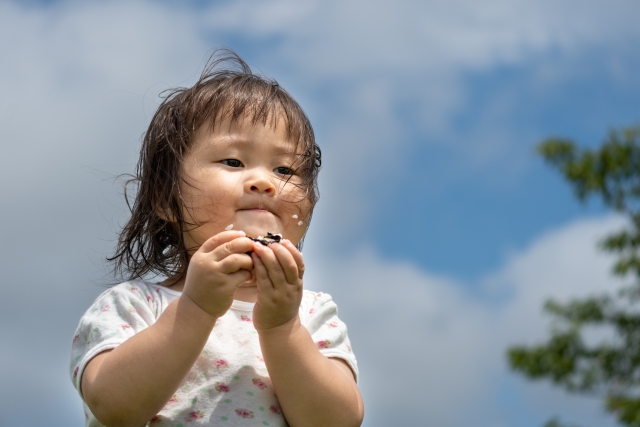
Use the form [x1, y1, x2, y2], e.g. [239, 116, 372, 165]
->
[70, 281, 358, 427]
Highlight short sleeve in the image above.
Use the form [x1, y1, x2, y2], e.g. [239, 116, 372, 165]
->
[300, 291, 359, 382]
[69, 282, 160, 398]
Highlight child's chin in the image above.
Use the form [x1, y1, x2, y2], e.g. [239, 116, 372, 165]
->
[234, 216, 279, 236]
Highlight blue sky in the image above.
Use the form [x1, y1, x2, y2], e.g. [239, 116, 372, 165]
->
[1, 1, 640, 426]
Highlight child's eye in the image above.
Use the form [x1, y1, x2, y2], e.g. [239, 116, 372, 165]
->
[274, 167, 295, 175]
[222, 159, 243, 168]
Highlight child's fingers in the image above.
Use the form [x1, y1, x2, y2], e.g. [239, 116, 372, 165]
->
[253, 243, 288, 288]
[210, 236, 255, 262]
[199, 230, 247, 254]
[252, 252, 274, 292]
[270, 243, 301, 285]
[253, 243, 300, 289]
[281, 240, 305, 280]
[228, 268, 253, 285]
[217, 253, 253, 274]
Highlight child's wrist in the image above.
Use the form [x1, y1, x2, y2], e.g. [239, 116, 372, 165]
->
[177, 293, 220, 326]
[255, 314, 302, 337]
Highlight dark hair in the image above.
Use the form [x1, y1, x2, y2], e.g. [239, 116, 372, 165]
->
[109, 48, 321, 282]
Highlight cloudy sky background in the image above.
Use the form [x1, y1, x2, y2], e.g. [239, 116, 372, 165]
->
[1, 0, 640, 426]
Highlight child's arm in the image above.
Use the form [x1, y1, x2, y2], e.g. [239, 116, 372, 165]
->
[252, 241, 365, 427]
[81, 231, 254, 427]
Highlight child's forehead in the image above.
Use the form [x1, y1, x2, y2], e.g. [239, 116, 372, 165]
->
[193, 114, 302, 153]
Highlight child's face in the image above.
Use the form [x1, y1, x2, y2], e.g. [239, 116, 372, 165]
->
[179, 115, 312, 253]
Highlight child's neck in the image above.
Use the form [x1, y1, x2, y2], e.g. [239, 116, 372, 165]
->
[232, 286, 258, 303]
[161, 277, 258, 303]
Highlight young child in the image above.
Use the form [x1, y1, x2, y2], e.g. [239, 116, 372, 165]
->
[70, 50, 363, 427]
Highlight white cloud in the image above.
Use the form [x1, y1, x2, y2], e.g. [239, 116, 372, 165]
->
[0, 1, 207, 199]
[304, 214, 627, 426]
[206, 0, 640, 76]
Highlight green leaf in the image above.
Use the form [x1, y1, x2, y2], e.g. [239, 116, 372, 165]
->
[508, 124, 640, 427]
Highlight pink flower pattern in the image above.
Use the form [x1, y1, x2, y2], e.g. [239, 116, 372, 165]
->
[214, 382, 229, 392]
[186, 411, 205, 422]
[317, 340, 331, 349]
[252, 378, 267, 389]
[269, 405, 281, 415]
[240, 315, 252, 322]
[214, 359, 229, 369]
[235, 409, 254, 419]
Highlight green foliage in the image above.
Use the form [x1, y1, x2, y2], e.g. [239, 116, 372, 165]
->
[507, 125, 640, 427]
[538, 127, 640, 210]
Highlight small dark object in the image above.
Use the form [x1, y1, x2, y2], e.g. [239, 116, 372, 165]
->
[249, 232, 283, 246]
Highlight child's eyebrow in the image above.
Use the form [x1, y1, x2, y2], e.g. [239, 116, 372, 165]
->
[204, 135, 300, 155]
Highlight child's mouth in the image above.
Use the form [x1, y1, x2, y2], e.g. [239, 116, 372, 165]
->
[240, 208, 272, 214]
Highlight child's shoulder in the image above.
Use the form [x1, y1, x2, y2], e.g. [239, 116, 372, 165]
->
[94, 280, 160, 304]
[302, 289, 331, 302]
[82, 280, 166, 323]
[300, 289, 338, 312]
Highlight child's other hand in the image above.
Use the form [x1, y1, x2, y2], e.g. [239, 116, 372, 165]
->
[182, 230, 254, 318]
[251, 239, 304, 331]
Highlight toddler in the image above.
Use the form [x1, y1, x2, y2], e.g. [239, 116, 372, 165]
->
[70, 50, 363, 427]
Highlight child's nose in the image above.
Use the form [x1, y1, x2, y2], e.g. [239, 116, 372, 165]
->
[246, 170, 276, 194]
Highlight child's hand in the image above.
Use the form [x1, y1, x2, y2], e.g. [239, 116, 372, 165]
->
[182, 230, 254, 318]
[251, 239, 304, 331]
